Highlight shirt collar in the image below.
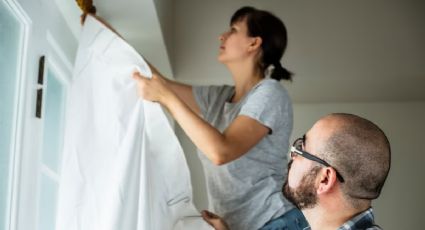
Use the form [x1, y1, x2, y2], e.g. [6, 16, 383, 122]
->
[302, 207, 376, 230]
[337, 207, 376, 230]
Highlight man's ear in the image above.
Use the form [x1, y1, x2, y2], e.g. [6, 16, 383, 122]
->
[248, 37, 262, 52]
[316, 167, 338, 195]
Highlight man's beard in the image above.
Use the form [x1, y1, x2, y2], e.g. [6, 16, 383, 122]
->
[283, 161, 322, 210]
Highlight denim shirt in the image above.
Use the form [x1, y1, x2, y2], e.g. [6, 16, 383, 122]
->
[304, 208, 382, 230]
[338, 208, 382, 230]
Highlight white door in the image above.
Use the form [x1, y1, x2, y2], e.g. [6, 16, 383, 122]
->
[36, 49, 71, 230]
[0, 0, 78, 229]
[0, 1, 26, 229]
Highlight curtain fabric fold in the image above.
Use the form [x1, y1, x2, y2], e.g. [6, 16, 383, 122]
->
[56, 15, 211, 230]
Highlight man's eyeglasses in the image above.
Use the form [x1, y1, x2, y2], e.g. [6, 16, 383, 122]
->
[291, 135, 345, 183]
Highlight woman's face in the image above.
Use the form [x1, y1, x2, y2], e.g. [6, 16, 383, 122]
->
[218, 19, 257, 64]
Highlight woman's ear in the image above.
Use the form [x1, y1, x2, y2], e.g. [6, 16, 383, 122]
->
[248, 37, 262, 52]
[316, 167, 338, 195]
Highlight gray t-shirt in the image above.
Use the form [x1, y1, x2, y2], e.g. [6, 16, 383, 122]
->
[193, 79, 295, 230]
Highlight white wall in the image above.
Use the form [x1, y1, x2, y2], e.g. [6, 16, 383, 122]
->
[173, 0, 425, 102]
[177, 101, 425, 230]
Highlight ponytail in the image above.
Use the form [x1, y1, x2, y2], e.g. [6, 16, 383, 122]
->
[270, 62, 292, 81]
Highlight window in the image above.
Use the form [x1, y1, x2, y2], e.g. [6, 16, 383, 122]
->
[38, 67, 66, 230]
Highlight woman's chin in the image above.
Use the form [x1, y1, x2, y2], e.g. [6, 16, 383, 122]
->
[217, 56, 225, 63]
[217, 54, 228, 64]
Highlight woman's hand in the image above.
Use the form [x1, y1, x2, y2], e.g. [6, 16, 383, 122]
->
[132, 71, 174, 106]
[201, 210, 230, 230]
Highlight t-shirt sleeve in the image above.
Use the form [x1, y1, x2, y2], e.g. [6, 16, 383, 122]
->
[239, 81, 292, 134]
[192, 85, 210, 116]
[192, 85, 231, 118]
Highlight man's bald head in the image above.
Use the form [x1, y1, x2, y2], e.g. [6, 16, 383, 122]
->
[312, 113, 391, 207]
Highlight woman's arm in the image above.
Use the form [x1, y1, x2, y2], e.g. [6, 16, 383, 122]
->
[82, 13, 201, 115]
[133, 72, 269, 165]
[147, 64, 201, 115]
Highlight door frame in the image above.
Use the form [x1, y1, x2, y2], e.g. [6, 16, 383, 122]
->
[3, 0, 31, 229]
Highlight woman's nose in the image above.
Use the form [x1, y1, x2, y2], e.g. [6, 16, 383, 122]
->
[219, 31, 228, 41]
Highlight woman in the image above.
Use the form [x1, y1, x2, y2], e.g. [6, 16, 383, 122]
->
[134, 6, 308, 230]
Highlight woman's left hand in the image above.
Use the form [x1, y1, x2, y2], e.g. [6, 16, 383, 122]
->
[201, 210, 229, 230]
[132, 71, 174, 105]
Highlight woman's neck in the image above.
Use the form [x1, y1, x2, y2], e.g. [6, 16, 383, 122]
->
[226, 61, 264, 103]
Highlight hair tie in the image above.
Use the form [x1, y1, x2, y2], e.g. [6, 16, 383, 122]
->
[274, 62, 283, 69]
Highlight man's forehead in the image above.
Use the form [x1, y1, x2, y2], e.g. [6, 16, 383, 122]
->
[305, 117, 339, 146]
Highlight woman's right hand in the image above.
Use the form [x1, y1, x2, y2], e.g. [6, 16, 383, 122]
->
[133, 70, 176, 107]
[144, 62, 201, 115]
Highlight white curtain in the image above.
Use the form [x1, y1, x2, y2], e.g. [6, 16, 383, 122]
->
[56, 15, 211, 230]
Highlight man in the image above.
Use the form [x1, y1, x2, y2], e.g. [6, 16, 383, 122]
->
[202, 113, 391, 230]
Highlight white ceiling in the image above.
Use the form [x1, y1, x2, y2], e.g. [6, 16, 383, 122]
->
[59, 0, 425, 103]
[173, 0, 425, 103]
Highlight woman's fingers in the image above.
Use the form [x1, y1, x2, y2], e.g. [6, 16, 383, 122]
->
[132, 70, 175, 105]
[132, 71, 150, 98]
[133, 70, 157, 82]
[132, 70, 145, 80]
[201, 210, 229, 230]
[201, 210, 216, 226]
[132, 71, 165, 102]
[202, 210, 218, 219]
